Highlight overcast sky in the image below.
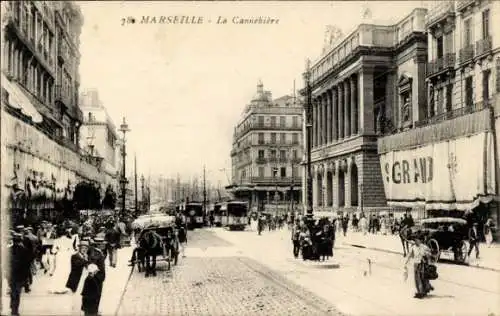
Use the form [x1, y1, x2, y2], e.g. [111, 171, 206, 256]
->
[77, 0, 423, 185]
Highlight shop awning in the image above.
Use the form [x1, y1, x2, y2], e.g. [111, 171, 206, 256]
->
[1, 74, 43, 123]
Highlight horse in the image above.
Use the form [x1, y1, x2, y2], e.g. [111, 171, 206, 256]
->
[163, 227, 180, 267]
[138, 229, 163, 277]
[399, 225, 413, 257]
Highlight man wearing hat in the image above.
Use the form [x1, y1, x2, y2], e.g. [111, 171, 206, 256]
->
[22, 227, 40, 293]
[8, 232, 32, 316]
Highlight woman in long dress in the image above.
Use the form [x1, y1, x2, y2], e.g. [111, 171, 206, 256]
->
[48, 229, 79, 294]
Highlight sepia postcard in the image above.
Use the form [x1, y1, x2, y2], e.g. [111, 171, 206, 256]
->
[0, 1, 499, 315]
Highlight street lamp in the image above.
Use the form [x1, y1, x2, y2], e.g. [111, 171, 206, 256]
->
[302, 59, 314, 221]
[140, 174, 145, 214]
[118, 117, 130, 219]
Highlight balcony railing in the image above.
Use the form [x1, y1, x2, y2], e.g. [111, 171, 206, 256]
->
[426, 53, 456, 77]
[235, 122, 302, 138]
[425, 1, 455, 28]
[55, 85, 72, 107]
[255, 157, 267, 164]
[250, 176, 302, 184]
[476, 37, 492, 57]
[414, 101, 487, 127]
[459, 45, 474, 64]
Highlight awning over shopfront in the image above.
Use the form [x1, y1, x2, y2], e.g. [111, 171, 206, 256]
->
[1, 74, 43, 123]
[379, 131, 496, 211]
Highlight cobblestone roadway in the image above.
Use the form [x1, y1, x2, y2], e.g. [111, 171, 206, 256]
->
[117, 230, 343, 316]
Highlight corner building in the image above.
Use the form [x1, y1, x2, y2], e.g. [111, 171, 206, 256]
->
[306, 8, 428, 214]
[227, 81, 303, 213]
[378, 1, 499, 236]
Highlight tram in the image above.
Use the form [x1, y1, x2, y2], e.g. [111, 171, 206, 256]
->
[220, 200, 248, 231]
[183, 201, 204, 229]
[211, 203, 224, 227]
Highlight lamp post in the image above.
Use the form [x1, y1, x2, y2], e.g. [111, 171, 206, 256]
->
[119, 117, 130, 219]
[303, 59, 314, 221]
[140, 174, 145, 215]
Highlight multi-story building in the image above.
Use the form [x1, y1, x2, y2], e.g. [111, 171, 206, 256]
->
[227, 81, 303, 213]
[378, 1, 499, 234]
[303, 8, 428, 215]
[1, 1, 105, 224]
[79, 89, 119, 191]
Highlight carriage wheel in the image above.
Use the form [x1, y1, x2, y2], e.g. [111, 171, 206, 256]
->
[454, 240, 468, 263]
[427, 239, 440, 263]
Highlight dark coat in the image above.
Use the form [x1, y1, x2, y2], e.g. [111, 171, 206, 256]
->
[9, 243, 32, 284]
[81, 275, 103, 314]
[105, 228, 121, 249]
[66, 252, 88, 292]
[88, 247, 106, 282]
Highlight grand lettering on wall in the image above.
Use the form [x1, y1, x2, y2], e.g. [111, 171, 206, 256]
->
[379, 132, 496, 210]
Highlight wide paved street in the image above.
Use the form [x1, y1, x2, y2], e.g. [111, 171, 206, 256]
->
[117, 230, 342, 316]
[115, 227, 500, 316]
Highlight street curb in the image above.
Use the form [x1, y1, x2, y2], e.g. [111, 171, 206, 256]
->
[343, 242, 500, 273]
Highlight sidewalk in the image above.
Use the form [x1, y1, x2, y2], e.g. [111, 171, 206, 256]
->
[340, 231, 500, 272]
[1, 246, 133, 316]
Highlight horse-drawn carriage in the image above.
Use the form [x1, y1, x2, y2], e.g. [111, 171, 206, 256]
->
[408, 217, 469, 263]
[131, 215, 180, 277]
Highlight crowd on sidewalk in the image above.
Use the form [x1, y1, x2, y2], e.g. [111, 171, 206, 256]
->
[3, 216, 131, 316]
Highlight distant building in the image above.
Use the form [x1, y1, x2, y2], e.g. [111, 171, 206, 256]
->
[227, 81, 303, 213]
[79, 89, 119, 191]
[303, 8, 428, 216]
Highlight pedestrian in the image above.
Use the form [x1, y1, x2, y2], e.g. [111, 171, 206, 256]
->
[359, 214, 368, 235]
[403, 232, 434, 299]
[175, 213, 188, 257]
[341, 216, 349, 237]
[104, 224, 121, 268]
[66, 240, 90, 314]
[81, 264, 102, 316]
[22, 227, 39, 293]
[484, 218, 495, 247]
[49, 228, 75, 293]
[468, 222, 480, 259]
[291, 222, 301, 258]
[8, 232, 32, 316]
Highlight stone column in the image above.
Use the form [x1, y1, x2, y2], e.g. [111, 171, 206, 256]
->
[312, 169, 318, 208]
[332, 162, 339, 208]
[322, 95, 327, 146]
[344, 79, 351, 138]
[345, 160, 352, 208]
[350, 74, 358, 135]
[318, 96, 324, 146]
[332, 87, 338, 141]
[358, 67, 375, 134]
[323, 167, 328, 209]
[312, 99, 317, 147]
[326, 90, 332, 144]
[316, 99, 321, 146]
[266, 191, 270, 205]
[338, 84, 344, 139]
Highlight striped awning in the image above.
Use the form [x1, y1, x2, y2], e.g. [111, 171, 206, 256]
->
[2, 73, 43, 123]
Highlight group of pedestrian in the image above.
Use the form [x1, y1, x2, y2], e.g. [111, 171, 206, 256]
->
[291, 217, 335, 261]
[5, 215, 129, 316]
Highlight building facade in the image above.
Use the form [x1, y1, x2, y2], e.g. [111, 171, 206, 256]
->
[227, 81, 303, 213]
[79, 89, 119, 191]
[305, 8, 428, 215]
[378, 1, 499, 234]
[1, 1, 105, 225]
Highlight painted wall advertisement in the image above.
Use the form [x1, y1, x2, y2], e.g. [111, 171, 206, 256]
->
[379, 132, 496, 210]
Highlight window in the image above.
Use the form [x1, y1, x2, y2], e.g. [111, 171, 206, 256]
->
[280, 133, 286, 144]
[464, 19, 472, 47]
[270, 133, 276, 144]
[483, 70, 490, 102]
[270, 116, 276, 127]
[270, 150, 276, 159]
[21, 4, 28, 35]
[280, 150, 286, 160]
[258, 150, 264, 159]
[465, 76, 474, 107]
[292, 116, 298, 127]
[446, 84, 453, 112]
[292, 133, 299, 144]
[258, 133, 264, 144]
[279, 116, 285, 127]
[482, 9, 490, 39]
[258, 116, 264, 126]
[445, 32, 453, 54]
[435, 87, 444, 114]
[272, 167, 278, 178]
[436, 35, 444, 59]
[258, 167, 264, 177]
[280, 167, 286, 178]
[292, 149, 298, 159]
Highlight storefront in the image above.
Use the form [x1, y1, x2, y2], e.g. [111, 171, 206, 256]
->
[378, 108, 497, 224]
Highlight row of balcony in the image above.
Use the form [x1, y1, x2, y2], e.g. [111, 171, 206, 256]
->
[237, 176, 303, 185]
[414, 99, 488, 127]
[234, 123, 302, 138]
[255, 157, 302, 164]
[426, 37, 492, 77]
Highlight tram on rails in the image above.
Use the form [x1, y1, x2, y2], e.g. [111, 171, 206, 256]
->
[183, 201, 204, 229]
[219, 200, 248, 231]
